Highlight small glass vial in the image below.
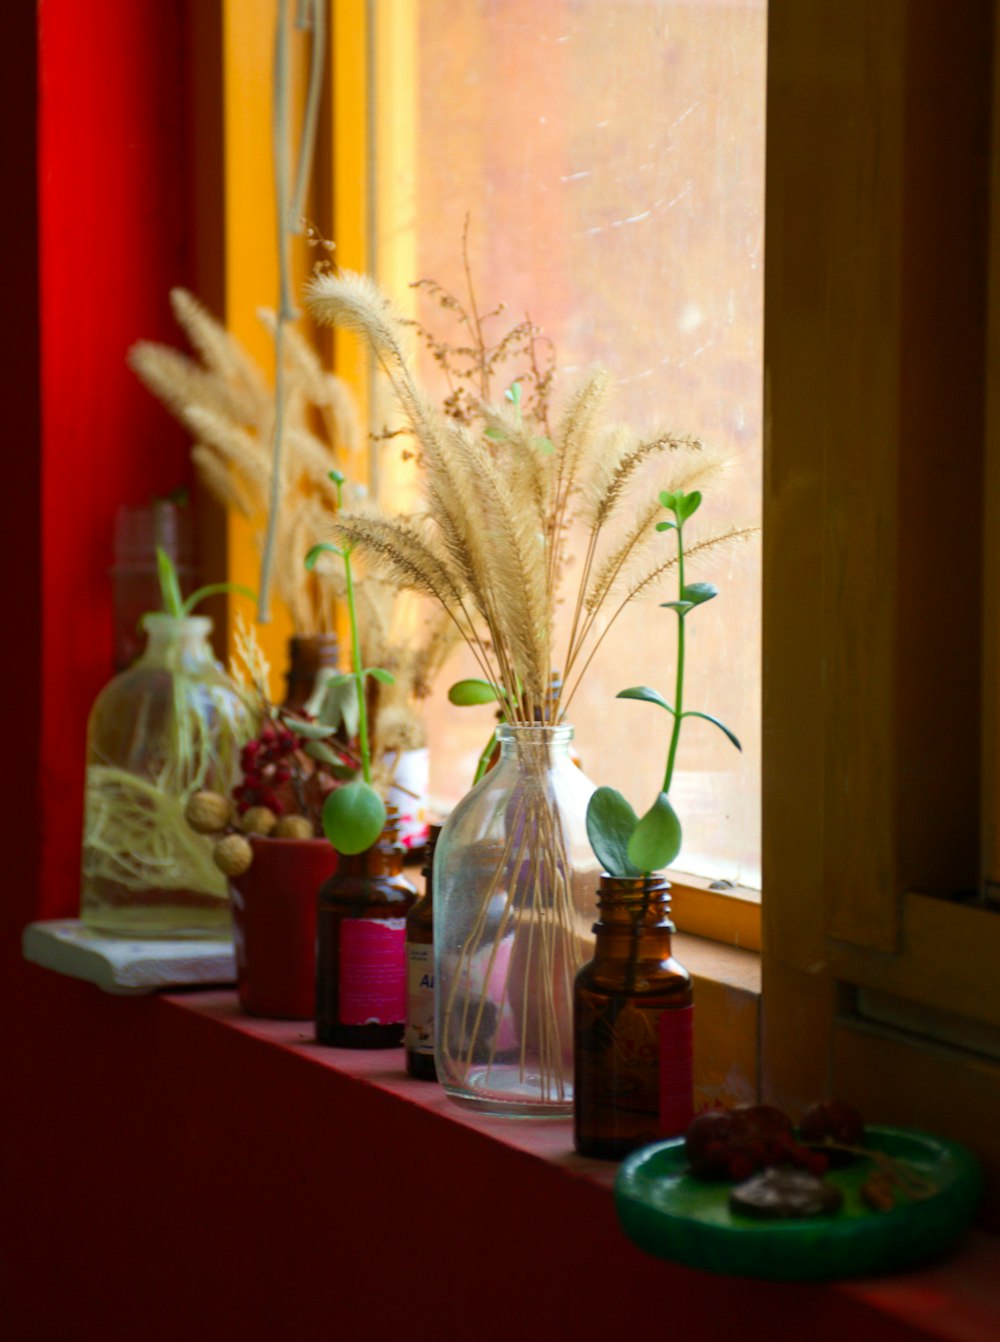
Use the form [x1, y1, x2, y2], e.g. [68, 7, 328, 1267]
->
[315, 810, 417, 1048]
[573, 874, 693, 1159]
[405, 821, 442, 1080]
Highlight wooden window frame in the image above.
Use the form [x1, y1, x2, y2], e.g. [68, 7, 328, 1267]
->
[202, 4, 1000, 1206]
[763, 0, 1000, 1212]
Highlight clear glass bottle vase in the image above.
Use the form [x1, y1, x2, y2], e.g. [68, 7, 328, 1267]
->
[80, 614, 252, 939]
[433, 724, 599, 1116]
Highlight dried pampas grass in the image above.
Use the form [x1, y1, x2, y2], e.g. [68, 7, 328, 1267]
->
[306, 268, 748, 718]
[130, 291, 462, 774]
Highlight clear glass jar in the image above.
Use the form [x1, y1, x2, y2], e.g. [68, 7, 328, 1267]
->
[80, 614, 253, 938]
[434, 724, 599, 1116]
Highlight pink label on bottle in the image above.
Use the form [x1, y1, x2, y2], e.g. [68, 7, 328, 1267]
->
[338, 918, 407, 1026]
[659, 1005, 694, 1137]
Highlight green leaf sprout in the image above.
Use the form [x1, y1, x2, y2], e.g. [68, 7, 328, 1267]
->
[311, 472, 387, 855]
[585, 489, 741, 878]
[155, 548, 256, 619]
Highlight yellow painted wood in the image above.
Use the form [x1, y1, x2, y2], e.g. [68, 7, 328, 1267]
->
[204, 0, 344, 686]
[763, 0, 998, 1206]
[369, 0, 418, 509]
[831, 894, 1000, 1033]
[331, 0, 370, 444]
[675, 934, 760, 1112]
[669, 876, 761, 954]
[218, 0, 295, 685]
[186, 0, 230, 661]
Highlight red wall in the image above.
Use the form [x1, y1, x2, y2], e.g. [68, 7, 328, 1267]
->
[32, 0, 196, 930]
[2, 0, 196, 1327]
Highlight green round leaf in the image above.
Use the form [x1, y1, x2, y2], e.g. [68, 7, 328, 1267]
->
[586, 787, 642, 878]
[627, 791, 682, 874]
[364, 667, 396, 685]
[681, 582, 718, 607]
[676, 490, 702, 522]
[448, 678, 500, 707]
[328, 468, 346, 486]
[322, 780, 386, 855]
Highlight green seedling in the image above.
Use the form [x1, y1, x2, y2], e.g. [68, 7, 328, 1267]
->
[305, 470, 395, 854]
[586, 488, 741, 877]
[155, 547, 256, 618]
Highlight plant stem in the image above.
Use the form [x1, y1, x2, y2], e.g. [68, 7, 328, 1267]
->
[472, 729, 498, 785]
[663, 521, 686, 794]
[343, 547, 371, 785]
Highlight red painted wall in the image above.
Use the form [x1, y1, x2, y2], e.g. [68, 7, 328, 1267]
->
[33, 0, 197, 928]
[2, 0, 196, 1328]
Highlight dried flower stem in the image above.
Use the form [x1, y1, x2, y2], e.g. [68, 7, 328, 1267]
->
[259, 0, 326, 623]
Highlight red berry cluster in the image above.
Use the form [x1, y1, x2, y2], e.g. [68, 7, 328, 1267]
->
[685, 1104, 831, 1182]
[233, 724, 299, 815]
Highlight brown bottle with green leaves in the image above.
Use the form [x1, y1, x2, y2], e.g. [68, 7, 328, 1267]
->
[315, 808, 417, 1048]
[405, 822, 442, 1080]
[573, 874, 693, 1159]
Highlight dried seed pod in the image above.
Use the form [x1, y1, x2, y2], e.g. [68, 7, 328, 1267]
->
[184, 790, 232, 834]
[213, 833, 253, 877]
[272, 814, 314, 840]
[860, 1173, 895, 1213]
[240, 805, 278, 837]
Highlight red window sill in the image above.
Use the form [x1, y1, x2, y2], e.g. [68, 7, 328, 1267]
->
[9, 968, 1000, 1342]
[168, 990, 1000, 1342]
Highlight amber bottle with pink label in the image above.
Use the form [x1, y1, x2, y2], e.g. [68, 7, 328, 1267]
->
[573, 874, 693, 1159]
[315, 810, 417, 1048]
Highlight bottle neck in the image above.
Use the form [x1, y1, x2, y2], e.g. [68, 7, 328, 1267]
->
[496, 723, 574, 764]
[420, 823, 443, 887]
[138, 615, 215, 670]
[284, 634, 342, 710]
[287, 633, 340, 674]
[592, 875, 676, 952]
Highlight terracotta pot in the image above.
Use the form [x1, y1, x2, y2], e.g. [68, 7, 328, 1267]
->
[229, 836, 337, 1019]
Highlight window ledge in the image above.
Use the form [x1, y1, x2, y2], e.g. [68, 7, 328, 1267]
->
[158, 988, 997, 1342]
[21, 918, 235, 995]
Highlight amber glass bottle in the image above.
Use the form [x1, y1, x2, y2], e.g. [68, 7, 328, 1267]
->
[405, 822, 442, 1080]
[283, 633, 340, 711]
[574, 875, 693, 1159]
[315, 811, 417, 1047]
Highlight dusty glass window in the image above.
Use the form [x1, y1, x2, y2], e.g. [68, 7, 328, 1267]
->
[376, 0, 765, 887]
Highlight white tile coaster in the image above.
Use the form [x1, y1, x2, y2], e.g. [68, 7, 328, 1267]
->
[22, 919, 236, 996]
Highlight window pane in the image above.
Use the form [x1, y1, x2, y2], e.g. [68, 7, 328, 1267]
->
[378, 0, 765, 887]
